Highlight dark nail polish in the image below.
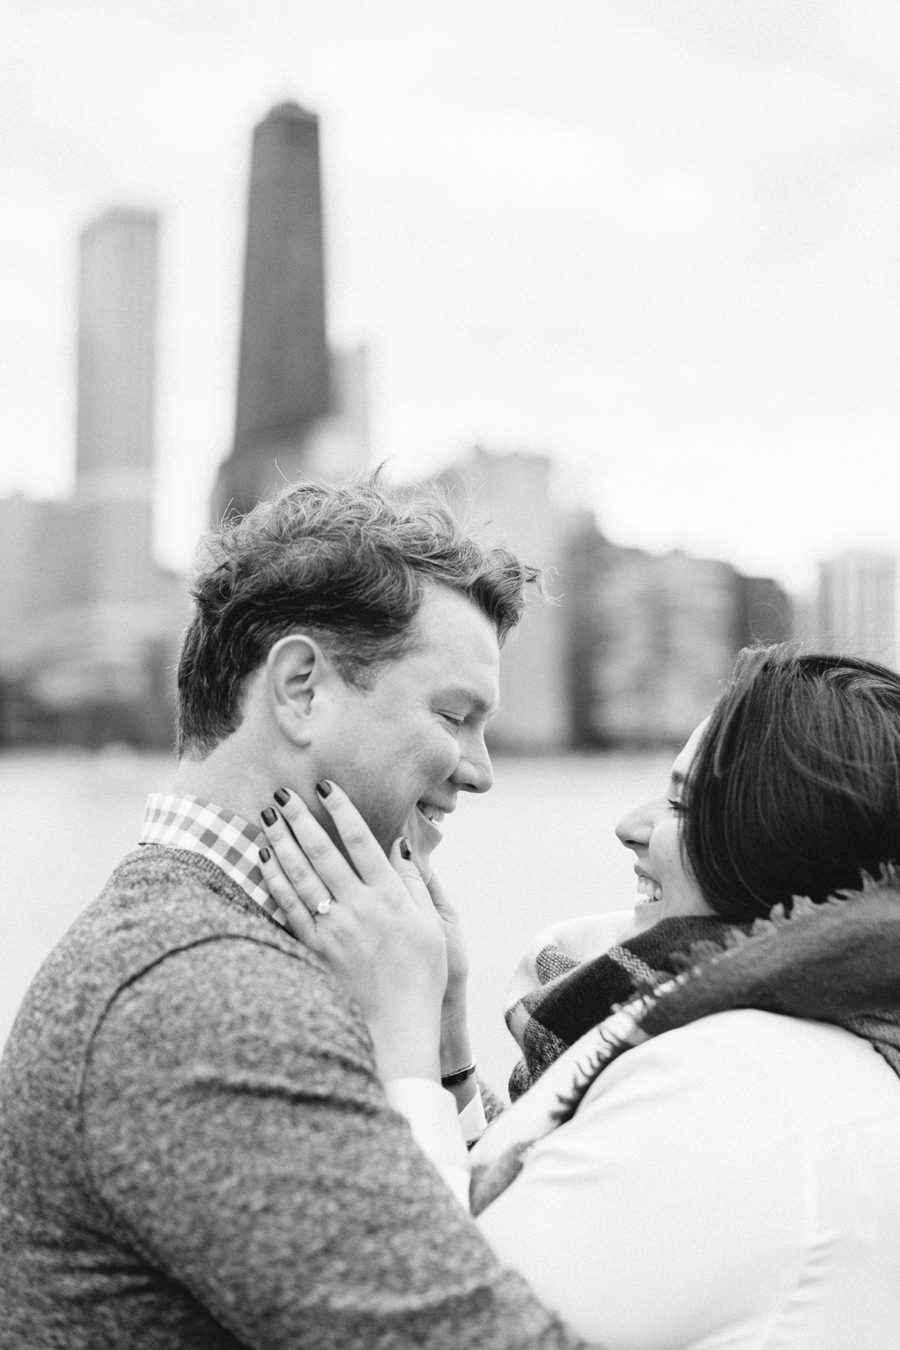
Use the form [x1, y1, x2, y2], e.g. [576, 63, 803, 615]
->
[315, 780, 332, 799]
[259, 846, 271, 863]
[261, 807, 277, 827]
[400, 837, 412, 860]
[273, 787, 290, 806]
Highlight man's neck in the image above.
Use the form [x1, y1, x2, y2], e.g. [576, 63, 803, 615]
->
[170, 738, 276, 827]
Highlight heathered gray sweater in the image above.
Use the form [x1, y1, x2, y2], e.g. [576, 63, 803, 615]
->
[0, 846, 592, 1349]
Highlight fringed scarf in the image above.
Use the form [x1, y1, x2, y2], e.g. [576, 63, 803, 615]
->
[470, 876, 900, 1215]
[505, 912, 745, 1100]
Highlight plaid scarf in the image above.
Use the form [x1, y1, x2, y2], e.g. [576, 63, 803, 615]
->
[471, 876, 900, 1215]
[506, 913, 743, 1100]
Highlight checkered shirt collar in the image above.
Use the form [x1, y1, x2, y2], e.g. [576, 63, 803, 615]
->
[140, 793, 288, 928]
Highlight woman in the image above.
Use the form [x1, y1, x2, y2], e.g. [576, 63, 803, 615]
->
[258, 645, 900, 1349]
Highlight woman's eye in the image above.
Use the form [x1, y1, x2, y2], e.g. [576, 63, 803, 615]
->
[667, 798, 686, 814]
[440, 712, 464, 729]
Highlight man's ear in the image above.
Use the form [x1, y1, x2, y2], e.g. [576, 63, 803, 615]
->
[265, 635, 328, 747]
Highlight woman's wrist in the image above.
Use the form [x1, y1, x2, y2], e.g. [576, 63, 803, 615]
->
[441, 1060, 478, 1111]
[370, 1031, 442, 1085]
[440, 987, 470, 1055]
[367, 1003, 443, 1086]
[440, 1020, 472, 1074]
[438, 1002, 479, 1108]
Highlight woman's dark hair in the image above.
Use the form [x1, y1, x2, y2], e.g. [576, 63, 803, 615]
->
[176, 475, 539, 759]
[682, 644, 900, 921]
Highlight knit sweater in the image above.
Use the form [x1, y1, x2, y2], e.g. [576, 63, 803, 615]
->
[0, 846, 590, 1350]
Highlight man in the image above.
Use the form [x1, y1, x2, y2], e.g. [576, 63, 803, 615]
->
[0, 479, 593, 1348]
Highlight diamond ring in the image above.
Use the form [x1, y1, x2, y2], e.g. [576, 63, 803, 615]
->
[315, 896, 335, 917]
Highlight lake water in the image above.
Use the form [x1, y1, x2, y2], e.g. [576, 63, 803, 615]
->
[0, 746, 672, 1092]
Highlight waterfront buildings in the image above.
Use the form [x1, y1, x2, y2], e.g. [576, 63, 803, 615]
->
[568, 528, 792, 746]
[815, 550, 897, 667]
[0, 99, 804, 751]
[573, 543, 739, 745]
[212, 103, 367, 520]
[0, 208, 186, 746]
[424, 447, 794, 750]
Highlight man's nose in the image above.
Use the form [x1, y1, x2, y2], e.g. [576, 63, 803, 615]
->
[452, 733, 494, 794]
[614, 800, 655, 851]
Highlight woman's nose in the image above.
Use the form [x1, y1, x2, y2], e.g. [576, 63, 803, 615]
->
[614, 800, 654, 851]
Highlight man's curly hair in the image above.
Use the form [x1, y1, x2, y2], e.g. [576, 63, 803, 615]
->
[176, 476, 539, 759]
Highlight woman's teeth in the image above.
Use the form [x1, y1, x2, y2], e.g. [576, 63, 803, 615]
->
[416, 803, 445, 824]
[636, 875, 663, 903]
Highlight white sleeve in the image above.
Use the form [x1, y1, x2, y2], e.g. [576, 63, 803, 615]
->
[383, 1078, 471, 1209]
[474, 1015, 807, 1349]
[458, 1086, 488, 1145]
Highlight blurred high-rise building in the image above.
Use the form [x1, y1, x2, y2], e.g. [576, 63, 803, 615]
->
[568, 537, 768, 746]
[430, 448, 574, 750]
[417, 450, 795, 750]
[816, 550, 897, 667]
[233, 102, 329, 451]
[593, 549, 741, 745]
[0, 205, 188, 748]
[74, 206, 159, 603]
[0, 496, 78, 630]
[212, 102, 367, 520]
[736, 575, 793, 648]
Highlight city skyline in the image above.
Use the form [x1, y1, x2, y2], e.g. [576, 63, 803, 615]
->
[3, 2, 900, 593]
[2, 177, 890, 748]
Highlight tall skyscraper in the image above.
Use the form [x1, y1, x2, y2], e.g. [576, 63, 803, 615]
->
[432, 448, 574, 750]
[75, 206, 159, 602]
[214, 102, 333, 519]
[817, 550, 897, 667]
[0, 205, 185, 747]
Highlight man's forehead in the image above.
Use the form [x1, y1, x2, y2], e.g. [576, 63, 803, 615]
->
[414, 582, 499, 638]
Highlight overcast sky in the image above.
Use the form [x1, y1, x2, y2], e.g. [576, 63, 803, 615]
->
[3, 0, 900, 591]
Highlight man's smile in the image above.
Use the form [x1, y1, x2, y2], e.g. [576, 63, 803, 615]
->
[416, 800, 449, 824]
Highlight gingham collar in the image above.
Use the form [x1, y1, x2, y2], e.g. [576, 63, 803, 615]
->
[140, 793, 288, 927]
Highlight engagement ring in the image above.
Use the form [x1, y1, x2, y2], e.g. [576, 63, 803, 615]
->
[315, 897, 335, 917]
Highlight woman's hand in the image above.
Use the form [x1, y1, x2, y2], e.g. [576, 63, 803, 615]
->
[425, 872, 470, 1002]
[425, 873, 475, 1095]
[397, 807, 472, 1050]
[257, 782, 448, 1084]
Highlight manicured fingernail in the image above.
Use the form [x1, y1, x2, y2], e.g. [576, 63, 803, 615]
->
[261, 807, 277, 826]
[259, 846, 271, 863]
[273, 787, 290, 806]
[315, 780, 332, 799]
[400, 837, 412, 860]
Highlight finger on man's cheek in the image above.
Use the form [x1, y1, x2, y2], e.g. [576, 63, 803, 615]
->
[258, 847, 310, 939]
[260, 805, 286, 840]
[389, 837, 429, 890]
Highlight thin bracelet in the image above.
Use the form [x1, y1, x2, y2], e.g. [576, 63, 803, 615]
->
[441, 1062, 477, 1088]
